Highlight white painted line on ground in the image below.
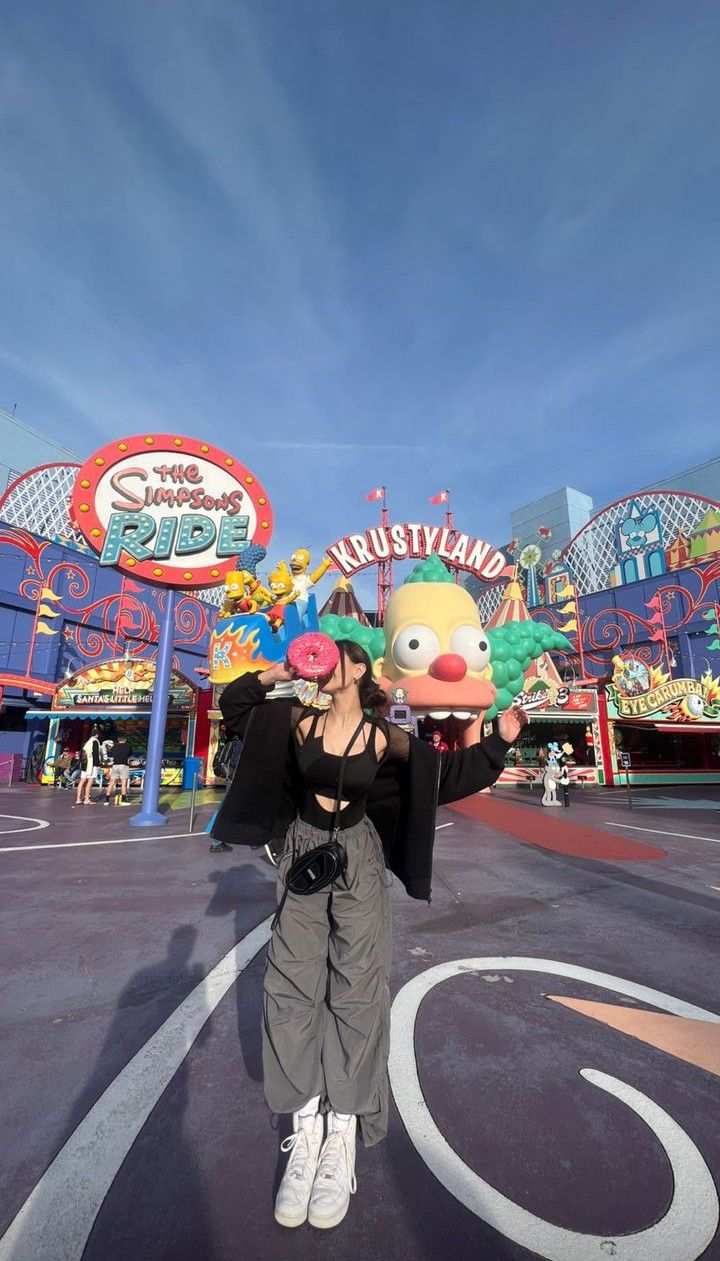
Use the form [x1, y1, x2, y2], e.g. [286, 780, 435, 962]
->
[435, 822, 454, 831]
[0, 830, 207, 854]
[390, 958, 720, 1260]
[0, 916, 273, 1261]
[605, 822, 720, 845]
[0, 814, 49, 834]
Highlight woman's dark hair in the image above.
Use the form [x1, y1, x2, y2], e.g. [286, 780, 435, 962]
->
[336, 639, 387, 713]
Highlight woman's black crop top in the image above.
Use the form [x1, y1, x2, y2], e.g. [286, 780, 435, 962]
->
[292, 709, 408, 829]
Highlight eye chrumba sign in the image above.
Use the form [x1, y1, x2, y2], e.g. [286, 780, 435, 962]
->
[70, 434, 273, 588]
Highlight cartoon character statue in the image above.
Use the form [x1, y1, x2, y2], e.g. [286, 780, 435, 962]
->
[267, 560, 298, 629]
[541, 741, 574, 806]
[221, 570, 249, 616]
[319, 554, 573, 746]
[290, 549, 333, 610]
[221, 569, 272, 616]
[541, 763, 562, 806]
[371, 555, 495, 743]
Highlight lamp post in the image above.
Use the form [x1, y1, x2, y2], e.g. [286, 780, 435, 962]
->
[130, 590, 176, 827]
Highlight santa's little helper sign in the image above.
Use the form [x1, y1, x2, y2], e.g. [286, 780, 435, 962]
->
[70, 433, 273, 588]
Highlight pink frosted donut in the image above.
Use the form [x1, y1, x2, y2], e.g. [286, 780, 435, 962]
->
[287, 632, 340, 682]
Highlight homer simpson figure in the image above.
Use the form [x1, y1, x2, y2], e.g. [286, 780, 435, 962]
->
[290, 549, 333, 611]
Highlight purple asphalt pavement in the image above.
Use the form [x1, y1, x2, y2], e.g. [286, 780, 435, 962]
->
[1, 781, 719, 1260]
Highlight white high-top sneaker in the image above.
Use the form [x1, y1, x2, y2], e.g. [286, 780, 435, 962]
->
[274, 1111, 324, 1228]
[307, 1113, 357, 1230]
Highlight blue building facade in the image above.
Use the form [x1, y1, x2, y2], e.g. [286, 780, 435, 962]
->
[0, 525, 215, 765]
[511, 486, 594, 571]
[535, 490, 720, 783]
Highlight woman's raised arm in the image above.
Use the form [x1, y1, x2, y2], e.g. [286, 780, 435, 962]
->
[437, 706, 527, 804]
[218, 672, 272, 738]
[220, 662, 298, 738]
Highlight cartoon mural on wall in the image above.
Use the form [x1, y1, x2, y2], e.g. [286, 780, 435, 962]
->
[611, 499, 666, 586]
[0, 523, 213, 692]
[551, 490, 720, 599]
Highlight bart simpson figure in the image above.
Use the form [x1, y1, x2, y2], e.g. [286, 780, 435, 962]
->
[221, 570, 272, 616]
[221, 571, 244, 616]
[267, 560, 297, 628]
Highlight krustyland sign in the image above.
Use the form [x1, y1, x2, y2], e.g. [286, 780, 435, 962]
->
[70, 434, 273, 589]
[326, 524, 513, 582]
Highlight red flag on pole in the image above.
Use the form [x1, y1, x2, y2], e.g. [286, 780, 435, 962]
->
[364, 487, 384, 502]
[429, 490, 449, 504]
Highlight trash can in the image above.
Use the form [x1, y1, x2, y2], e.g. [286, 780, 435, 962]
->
[182, 756, 203, 791]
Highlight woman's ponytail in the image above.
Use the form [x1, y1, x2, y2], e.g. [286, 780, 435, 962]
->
[336, 639, 387, 713]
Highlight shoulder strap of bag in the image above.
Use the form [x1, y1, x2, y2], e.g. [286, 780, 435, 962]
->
[331, 716, 367, 840]
[272, 714, 368, 934]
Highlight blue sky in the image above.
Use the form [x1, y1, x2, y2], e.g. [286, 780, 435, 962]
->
[1, 0, 719, 604]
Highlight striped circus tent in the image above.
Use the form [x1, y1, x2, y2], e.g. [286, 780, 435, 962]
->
[319, 576, 371, 626]
[486, 574, 564, 692]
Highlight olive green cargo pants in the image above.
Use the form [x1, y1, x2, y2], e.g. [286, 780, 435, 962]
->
[262, 816, 393, 1147]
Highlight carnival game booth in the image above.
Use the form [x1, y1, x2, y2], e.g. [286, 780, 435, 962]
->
[501, 691, 601, 786]
[485, 577, 604, 785]
[605, 656, 720, 785]
[26, 659, 199, 789]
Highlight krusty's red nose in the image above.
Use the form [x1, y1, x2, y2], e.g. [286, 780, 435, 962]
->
[429, 653, 467, 682]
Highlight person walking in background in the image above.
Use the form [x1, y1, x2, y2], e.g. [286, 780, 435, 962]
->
[559, 760, 571, 807]
[75, 728, 101, 806]
[104, 735, 133, 804]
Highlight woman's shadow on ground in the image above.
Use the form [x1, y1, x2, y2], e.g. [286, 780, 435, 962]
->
[204, 858, 294, 1203]
[204, 859, 275, 1084]
[64, 925, 215, 1260]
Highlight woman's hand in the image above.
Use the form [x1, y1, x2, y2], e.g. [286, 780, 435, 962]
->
[259, 661, 296, 687]
[498, 703, 528, 745]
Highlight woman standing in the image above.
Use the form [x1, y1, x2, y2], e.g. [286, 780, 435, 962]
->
[75, 727, 101, 806]
[212, 640, 526, 1231]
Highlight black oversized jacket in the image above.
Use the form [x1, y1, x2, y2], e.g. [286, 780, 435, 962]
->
[211, 672, 512, 903]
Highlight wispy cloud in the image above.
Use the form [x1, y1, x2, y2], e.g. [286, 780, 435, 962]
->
[246, 440, 447, 453]
[1, 0, 719, 557]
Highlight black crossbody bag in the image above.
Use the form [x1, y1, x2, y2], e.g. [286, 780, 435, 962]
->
[271, 716, 366, 931]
